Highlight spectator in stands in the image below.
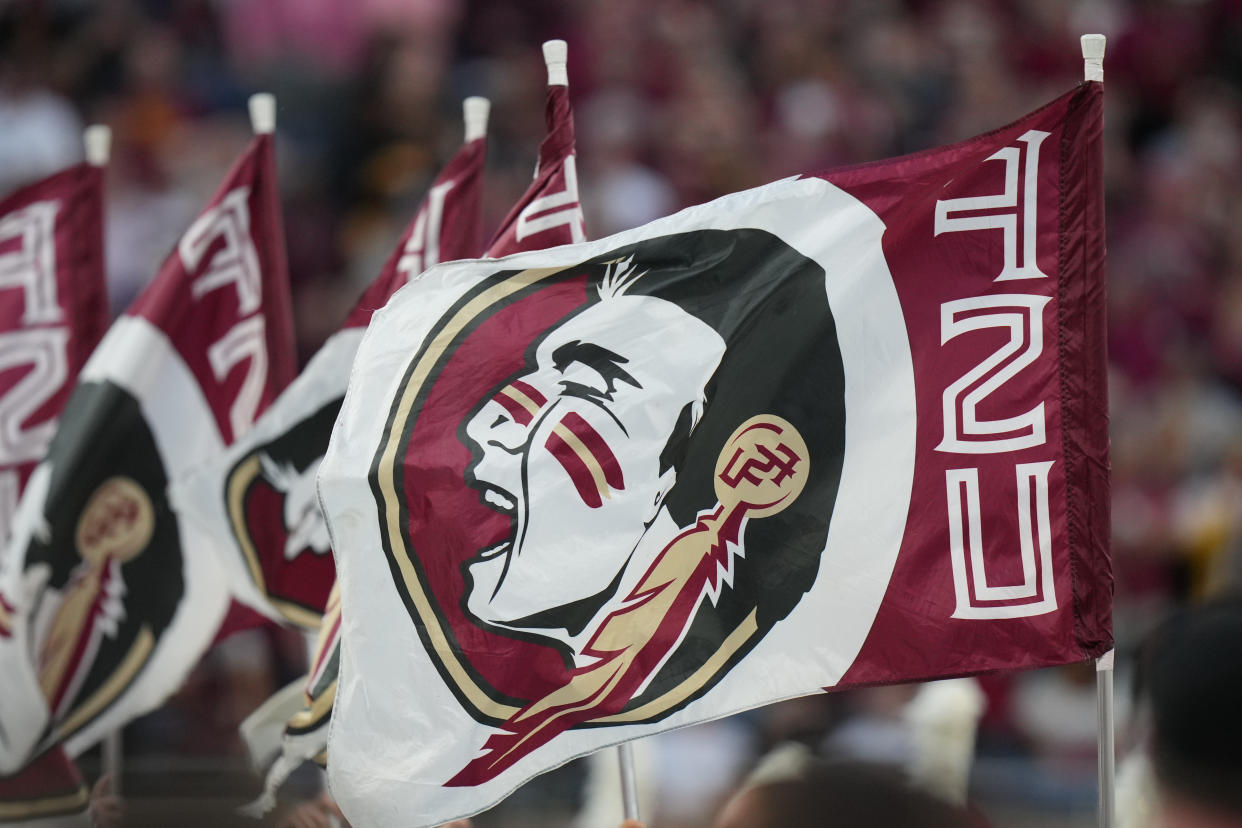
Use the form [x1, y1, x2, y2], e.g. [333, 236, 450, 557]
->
[1136, 596, 1242, 827]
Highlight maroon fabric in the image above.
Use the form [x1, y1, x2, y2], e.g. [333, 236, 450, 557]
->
[0, 164, 108, 513]
[127, 134, 295, 446]
[345, 135, 487, 329]
[485, 85, 585, 256]
[222, 130, 486, 625]
[1057, 84, 1111, 657]
[0, 164, 107, 824]
[0, 745, 87, 821]
[817, 83, 1111, 687]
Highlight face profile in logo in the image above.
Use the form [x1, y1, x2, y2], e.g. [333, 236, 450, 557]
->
[374, 228, 846, 785]
[222, 399, 341, 628]
[462, 264, 726, 647]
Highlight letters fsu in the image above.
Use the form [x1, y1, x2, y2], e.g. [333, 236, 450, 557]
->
[933, 129, 1059, 620]
[179, 186, 271, 440]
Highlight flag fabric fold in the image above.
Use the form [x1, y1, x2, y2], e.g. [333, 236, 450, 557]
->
[0, 131, 295, 775]
[317, 82, 1109, 828]
[0, 162, 109, 827]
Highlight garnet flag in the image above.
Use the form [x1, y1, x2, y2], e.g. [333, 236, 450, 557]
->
[0, 163, 108, 539]
[483, 39, 585, 256]
[172, 97, 489, 630]
[0, 112, 295, 773]
[318, 80, 1108, 827]
[0, 159, 109, 826]
[215, 39, 587, 805]
[260, 46, 590, 799]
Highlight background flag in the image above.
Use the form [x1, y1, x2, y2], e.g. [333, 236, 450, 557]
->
[318, 82, 1108, 828]
[230, 37, 592, 802]
[173, 96, 489, 630]
[249, 43, 592, 804]
[177, 96, 489, 813]
[0, 109, 295, 776]
[0, 152, 109, 827]
[483, 40, 585, 256]
[0, 163, 108, 539]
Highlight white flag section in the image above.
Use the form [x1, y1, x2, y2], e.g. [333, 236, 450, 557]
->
[0, 126, 295, 771]
[318, 175, 916, 827]
[170, 329, 358, 629]
[0, 317, 233, 761]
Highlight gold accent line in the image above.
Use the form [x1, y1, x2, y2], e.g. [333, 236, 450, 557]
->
[0, 598, 13, 636]
[228, 456, 325, 631]
[272, 598, 322, 631]
[551, 422, 611, 501]
[503, 386, 542, 418]
[55, 626, 155, 743]
[310, 582, 342, 670]
[492, 660, 628, 770]
[288, 679, 337, 730]
[226, 454, 267, 590]
[591, 609, 759, 724]
[312, 749, 328, 767]
[378, 266, 567, 720]
[0, 787, 89, 819]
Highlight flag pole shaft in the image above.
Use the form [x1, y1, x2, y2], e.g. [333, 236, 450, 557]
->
[102, 729, 122, 796]
[618, 742, 640, 822]
[1096, 650, 1115, 828]
[1080, 30, 1111, 828]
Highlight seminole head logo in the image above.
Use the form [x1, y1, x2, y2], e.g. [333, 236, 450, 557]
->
[222, 400, 342, 629]
[40, 476, 154, 721]
[374, 229, 846, 784]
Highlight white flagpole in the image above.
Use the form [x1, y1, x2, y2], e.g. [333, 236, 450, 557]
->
[1096, 648, 1116, 828]
[85, 121, 123, 796]
[618, 741, 640, 822]
[1079, 32, 1111, 828]
[544, 32, 641, 821]
[101, 729, 123, 797]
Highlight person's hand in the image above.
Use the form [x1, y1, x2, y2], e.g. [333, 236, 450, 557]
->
[278, 801, 333, 828]
[619, 821, 647, 828]
[438, 821, 473, 828]
[277, 793, 350, 828]
[88, 774, 124, 828]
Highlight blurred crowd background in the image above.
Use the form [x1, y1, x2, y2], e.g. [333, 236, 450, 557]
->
[3, 0, 1242, 825]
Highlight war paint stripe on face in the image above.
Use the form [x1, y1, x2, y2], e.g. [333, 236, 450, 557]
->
[546, 427, 605, 508]
[494, 380, 547, 426]
[546, 412, 626, 508]
[560, 411, 624, 491]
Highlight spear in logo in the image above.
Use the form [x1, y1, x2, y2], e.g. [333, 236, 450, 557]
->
[448, 416, 809, 785]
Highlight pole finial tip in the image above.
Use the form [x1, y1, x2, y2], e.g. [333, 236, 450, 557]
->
[83, 125, 112, 167]
[542, 40, 569, 87]
[463, 96, 491, 142]
[1081, 34, 1106, 82]
[248, 93, 277, 134]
